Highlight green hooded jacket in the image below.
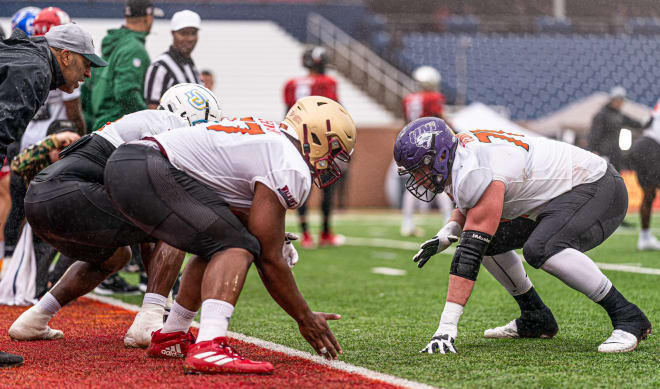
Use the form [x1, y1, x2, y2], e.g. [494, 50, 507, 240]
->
[81, 27, 150, 131]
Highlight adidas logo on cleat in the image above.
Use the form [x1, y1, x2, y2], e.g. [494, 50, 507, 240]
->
[161, 344, 183, 358]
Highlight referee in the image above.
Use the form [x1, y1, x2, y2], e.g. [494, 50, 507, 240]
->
[144, 10, 202, 108]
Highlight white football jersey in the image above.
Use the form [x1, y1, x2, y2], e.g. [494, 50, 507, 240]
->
[21, 87, 80, 150]
[449, 130, 607, 220]
[150, 117, 311, 210]
[94, 109, 188, 147]
[643, 98, 660, 145]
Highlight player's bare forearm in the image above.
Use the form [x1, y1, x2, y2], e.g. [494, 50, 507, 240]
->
[64, 98, 86, 134]
[449, 209, 466, 227]
[255, 258, 312, 323]
[446, 275, 475, 306]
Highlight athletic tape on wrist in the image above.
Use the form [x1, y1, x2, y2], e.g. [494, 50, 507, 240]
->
[449, 230, 492, 281]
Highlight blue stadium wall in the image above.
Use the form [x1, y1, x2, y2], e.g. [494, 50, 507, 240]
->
[0, 1, 366, 42]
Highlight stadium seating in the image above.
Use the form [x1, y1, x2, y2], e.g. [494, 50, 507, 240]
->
[400, 32, 660, 119]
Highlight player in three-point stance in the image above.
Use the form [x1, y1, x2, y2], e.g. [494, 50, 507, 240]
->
[394, 117, 651, 354]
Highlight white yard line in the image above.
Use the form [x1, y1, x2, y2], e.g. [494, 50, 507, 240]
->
[84, 293, 438, 389]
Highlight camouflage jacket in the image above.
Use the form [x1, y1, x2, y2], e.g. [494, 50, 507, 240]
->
[11, 135, 62, 186]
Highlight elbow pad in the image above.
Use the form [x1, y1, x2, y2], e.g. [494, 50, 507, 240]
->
[449, 230, 492, 281]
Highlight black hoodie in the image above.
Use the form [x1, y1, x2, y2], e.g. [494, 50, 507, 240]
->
[0, 29, 65, 162]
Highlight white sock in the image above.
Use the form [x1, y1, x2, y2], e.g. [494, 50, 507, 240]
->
[196, 299, 234, 343]
[541, 248, 612, 302]
[162, 301, 197, 334]
[0, 240, 4, 259]
[482, 250, 533, 296]
[640, 229, 651, 240]
[142, 293, 167, 309]
[434, 301, 464, 339]
[35, 292, 62, 316]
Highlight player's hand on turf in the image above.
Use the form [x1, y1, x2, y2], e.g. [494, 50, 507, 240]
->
[298, 311, 342, 360]
[413, 221, 461, 268]
[283, 232, 299, 268]
[420, 334, 457, 354]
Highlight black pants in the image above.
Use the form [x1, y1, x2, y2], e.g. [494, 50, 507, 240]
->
[105, 144, 261, 260]
[486, 165, 627, 268]
[25, 153, 154, 264]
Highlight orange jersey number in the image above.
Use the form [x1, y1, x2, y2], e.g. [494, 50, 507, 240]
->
[471, 129, 530, 151]
[207, 117, 265, 135]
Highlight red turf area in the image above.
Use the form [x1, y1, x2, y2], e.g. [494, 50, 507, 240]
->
[0, 298, 401, 389]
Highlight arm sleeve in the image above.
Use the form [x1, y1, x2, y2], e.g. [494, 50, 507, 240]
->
[144, 62, 168, 105]
[254, 169, 311, 210]
[112, 47, 149, 114]
[0, 64, 50, 160]
[11, 135, 58, 178]
[588, 113, 604, 152]
[622, 114, 643, 129]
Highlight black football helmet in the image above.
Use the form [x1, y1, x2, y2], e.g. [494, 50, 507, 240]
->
[303, 46, 328, 74]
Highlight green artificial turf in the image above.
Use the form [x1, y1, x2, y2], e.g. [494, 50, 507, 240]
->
[111, 211, 660, 388]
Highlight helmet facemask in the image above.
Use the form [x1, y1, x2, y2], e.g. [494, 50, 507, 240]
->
[302, 122, 351, 188]
[399, 146, 450, 202]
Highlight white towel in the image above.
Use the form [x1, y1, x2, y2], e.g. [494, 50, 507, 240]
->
[0, 224, 37, 306]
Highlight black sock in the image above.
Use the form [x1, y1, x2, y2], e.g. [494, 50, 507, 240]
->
[323, 220, 330, 234]
[513, 287, 546, 312]
[597, 286, 649, 337]
[301, 222, 308, 234]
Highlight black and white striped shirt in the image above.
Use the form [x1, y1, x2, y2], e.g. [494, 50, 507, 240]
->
[144, 46, 201, 105]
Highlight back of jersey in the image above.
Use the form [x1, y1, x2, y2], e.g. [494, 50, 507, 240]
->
[95, 110, 188, 148]
[283, 74, 338, 109]
[402, 91, 445, 122]
[152, 117, 311, 210]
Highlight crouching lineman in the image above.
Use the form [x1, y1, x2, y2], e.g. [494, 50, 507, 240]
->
[395, 117, 651, 354]
[103, 96, 355, 374]
[9, 84, 221, 348]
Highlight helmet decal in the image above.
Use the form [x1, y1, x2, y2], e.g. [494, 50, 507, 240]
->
[185, 89, 208, 111]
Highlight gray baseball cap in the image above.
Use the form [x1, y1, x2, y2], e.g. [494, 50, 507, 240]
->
[45, 24, 108, 68]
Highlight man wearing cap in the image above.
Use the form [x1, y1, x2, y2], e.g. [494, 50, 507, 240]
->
[144, 10, 202, 109]
[82, 0, 163, 130]
[588, 86, 646, 172]
[0, 22, 105, 369]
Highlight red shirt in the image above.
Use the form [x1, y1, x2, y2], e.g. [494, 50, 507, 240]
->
[402, 91, 445, 122]
[284, 74, 338, 109]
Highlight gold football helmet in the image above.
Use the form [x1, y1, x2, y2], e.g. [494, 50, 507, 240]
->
[281, 96, 356, 188]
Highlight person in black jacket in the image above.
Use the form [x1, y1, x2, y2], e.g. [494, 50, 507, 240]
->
[0, 23, 106, 164]
[0, 23, 105, 369]
[588, 87, 645, 171]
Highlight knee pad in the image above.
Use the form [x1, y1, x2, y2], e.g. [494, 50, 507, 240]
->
[522, 239, 547, 268]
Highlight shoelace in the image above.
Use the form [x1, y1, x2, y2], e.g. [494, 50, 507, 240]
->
[213, 341, 245, 360]
[185, 331, 196, 345]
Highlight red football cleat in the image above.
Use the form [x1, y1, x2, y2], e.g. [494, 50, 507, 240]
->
[148, 329, 196, 358]
[184, 337, 274, 375]
[319, 231, 346, 247]
[301, 231, 315, 249]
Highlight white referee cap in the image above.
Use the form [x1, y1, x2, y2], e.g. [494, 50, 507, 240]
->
[171, 10, 201, 31]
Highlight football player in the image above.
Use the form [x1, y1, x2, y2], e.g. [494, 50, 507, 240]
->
[283, 46, 344, 248]
[629, 99, 660, 251]
[395, 117, 651, 354]
[9, 84, 221, 349]
[103, 96, 355, 374]
[400, 66, 453, 236]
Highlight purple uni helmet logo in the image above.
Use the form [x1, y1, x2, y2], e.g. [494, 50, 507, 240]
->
[393, 117, 458, 202]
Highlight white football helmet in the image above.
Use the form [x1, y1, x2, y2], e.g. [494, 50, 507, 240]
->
[158, 83, 222, 125]
[413, 66, 441, 91]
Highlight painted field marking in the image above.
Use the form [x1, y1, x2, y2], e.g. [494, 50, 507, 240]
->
[371, 267, 407, 276]
[85, 294, 438, 389]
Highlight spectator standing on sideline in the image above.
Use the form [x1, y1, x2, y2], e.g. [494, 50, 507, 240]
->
[201, 69, 215, 91]
[82, 0, 161, 130]
[0, 21, 106, 369]
[283, 46, 345, 249]
[399, 66, 453, 237]
[588, 87, 645, 172]
[144, 10, 202, 109]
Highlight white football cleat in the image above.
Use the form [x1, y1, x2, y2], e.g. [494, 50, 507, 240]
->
[484, 319, 520, 338]
[124, 309, 164, 348]
[598, 329, 639, 353]
[9, 306, 63, 341]
[637, 235, 660, 251]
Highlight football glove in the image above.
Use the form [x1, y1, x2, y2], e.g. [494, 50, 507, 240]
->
[420, 334, 457, 354]
[283, 232, 299, 268]
[413, 221, 461, 268]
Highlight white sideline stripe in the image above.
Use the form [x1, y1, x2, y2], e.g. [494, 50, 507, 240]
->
[84, 294, 438, 389]
[595, 262, 660, 275]
[343, 236, 660, 275]
[371, 267, 407, 276]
